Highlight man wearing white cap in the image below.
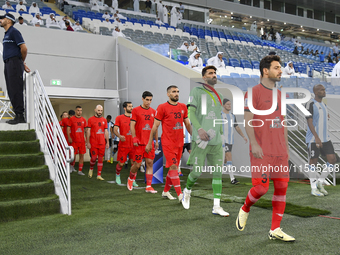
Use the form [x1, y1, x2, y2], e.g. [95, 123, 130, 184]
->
[31, 13, 44, 26]
[0, 13, 30, 124]
[16, 0, 27, 12]
[112, 26, 125, 38]
[282, 61, 295, 76]
[29, 2, 40, 14]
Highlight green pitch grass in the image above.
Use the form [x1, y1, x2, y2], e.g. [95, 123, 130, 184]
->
[1, 162, 340, 255]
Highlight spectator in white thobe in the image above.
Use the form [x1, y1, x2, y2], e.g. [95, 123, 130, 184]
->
[73, 21, 83, 31]
[91, 3, 100, 12]
[208, 52, 225, 69]
[112, 26, 126, 37]
[29, 2, 40, 14]
[188, 41, 199, 52]
[282, 61, 296, 76]
[250, 21, 257, 32]
[133, 0, 140, 12]
[112, 0, 118, 10]
[170, 6, 178, 27]
[102, 11, 111, 19]
[155, 17, 164, 26]
[177, 41, 189, 52]
[2, 1, 14, 10]
[46, 13, 59, 28]
[16, 0, 27, 12]
[157, 0, 163, 19]
[162, 5, 168, 24]
[31, 13, 44, 26]
[188, 51, 203, 70]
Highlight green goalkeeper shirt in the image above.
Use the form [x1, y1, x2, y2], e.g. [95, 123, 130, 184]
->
[187, 85, 223, 146]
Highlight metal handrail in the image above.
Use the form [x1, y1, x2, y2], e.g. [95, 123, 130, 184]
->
[30, 70, 74, 215]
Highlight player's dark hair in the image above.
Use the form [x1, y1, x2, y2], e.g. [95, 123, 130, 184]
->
[260, 55, 281, 77]
[202, 65, 217, 77]
[76, 105, 82, 109]
[142, 91, 153, 99]
[123, 101, 132, 108]
[68, 110, 75, 116]
[167, 85, 178, 92]
[61, 111, 67, 118]
[223, 98, 230, 105]
[106, 115, 112, 120]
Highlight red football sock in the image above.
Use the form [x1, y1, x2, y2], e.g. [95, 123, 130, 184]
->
[146, 174, 153, 187]
[116, 164, 123, 175]
[271, 181, 288, 231]
[163, 172, 172, 192]
[242, 185, 269, 213]
[97, 157, 103, 176]
[90, 156, 96, 170]
[169, 169, 182, 196]
[129, 171, 137, 180]
[78, 163, 83, 172]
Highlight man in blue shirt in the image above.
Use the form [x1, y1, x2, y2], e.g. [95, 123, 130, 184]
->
[0, 13, 30, 124]
[319, 51, 325, 62]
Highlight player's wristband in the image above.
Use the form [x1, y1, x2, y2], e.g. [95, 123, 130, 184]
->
[133, 137, 139, 144]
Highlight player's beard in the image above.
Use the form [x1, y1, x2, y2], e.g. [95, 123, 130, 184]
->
[206, 77, 217, 86]
[126, 109, 132, 114]
[170, 95, 179, 102]
[95, 112, 102, 117]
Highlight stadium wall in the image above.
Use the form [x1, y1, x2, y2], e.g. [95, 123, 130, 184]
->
[0, 25, 117, 91]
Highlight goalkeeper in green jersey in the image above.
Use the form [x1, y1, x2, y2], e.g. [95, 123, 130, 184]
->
[181, 65, 229, 217]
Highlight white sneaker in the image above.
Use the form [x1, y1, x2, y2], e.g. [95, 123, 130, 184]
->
[182, 188, 191, 209]
[212, 206, 229, 217]
[236, 207, 249, 231]
[162, 191, 176, 200]
[178, 193, 183, 202]
[317, 181, 328, 195]
[269, 228, 295, 242]
[311, 188, 324, 197]
[78, 171, 85, 176]
[70, 165, 75, 173]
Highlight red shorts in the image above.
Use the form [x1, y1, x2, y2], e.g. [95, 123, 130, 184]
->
[72, 141, 86, 155]
[117, 147, 134, 164]
[250, 154, 290, 187]
[90, 146, 105, 158]
[163, 145, 182, 168]
[133, 144, 155, 163]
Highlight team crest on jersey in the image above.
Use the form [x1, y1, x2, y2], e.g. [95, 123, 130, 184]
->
[181, 110, 184, 114]
[143, 124, 151, 130]
[269, 117, 282, 129]
[205, 111, 216, 119]
[173, 122, 183, 130]
[151, 114, 154, 117]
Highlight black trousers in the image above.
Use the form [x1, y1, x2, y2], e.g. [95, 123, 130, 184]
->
[4, 57, 25, 115]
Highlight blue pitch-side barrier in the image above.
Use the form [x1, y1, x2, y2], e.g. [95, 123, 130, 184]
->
[144, 139, 163, 184]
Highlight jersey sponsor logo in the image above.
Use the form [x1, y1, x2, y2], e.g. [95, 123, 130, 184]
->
[96, 129, 104, 134]
[173, 122, 183, 130]
[76, 128, 83, 133]
[205, 111, 216, 119]
[127, 130, 132, 135]
[142, 124, 151, 130]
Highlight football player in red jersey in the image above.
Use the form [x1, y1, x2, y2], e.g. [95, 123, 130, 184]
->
[113, 101, 137, 186]
[127, 91, 159, 193]
[146, 85, 191, 201]
[236, 55, 295, 242]
[67, 106, 87, 175]
[86, 105, 109, 181]
[61, 110, 74, 145]
[59, 111, 68, 127]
